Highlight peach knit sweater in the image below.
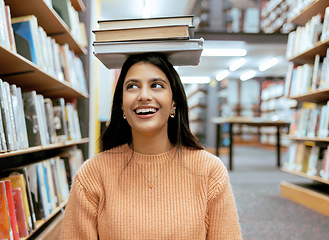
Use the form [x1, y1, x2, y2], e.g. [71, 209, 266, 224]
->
[61, 144, 242, 239]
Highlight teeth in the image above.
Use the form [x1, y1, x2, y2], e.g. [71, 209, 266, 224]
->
[136, 108, 157, 114]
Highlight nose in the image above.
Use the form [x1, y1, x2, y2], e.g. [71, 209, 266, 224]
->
[137, 86, 152, 101]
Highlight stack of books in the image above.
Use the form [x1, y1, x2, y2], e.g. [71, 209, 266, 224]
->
[92, 15, 204, 69]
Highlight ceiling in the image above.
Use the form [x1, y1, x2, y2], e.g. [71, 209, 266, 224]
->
[98, 0, 289, 82]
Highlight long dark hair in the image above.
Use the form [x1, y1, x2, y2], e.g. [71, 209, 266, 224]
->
[100, 52, 203, 151]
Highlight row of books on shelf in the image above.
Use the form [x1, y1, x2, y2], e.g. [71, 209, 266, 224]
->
[0, 147, 83, 239]
[283, 141, 329, 180]
[0, 2, 87, 94]
[284, 50, 329, 96]
[288, 0, 322, 21]
[0, 79, 82, 153]
[289, 102, 329, 138]
[286, 7, 329, 59]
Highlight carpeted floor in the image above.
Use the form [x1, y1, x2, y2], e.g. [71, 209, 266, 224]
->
[219, 145, 329, 240]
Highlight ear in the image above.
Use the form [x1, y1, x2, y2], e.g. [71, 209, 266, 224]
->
[172, 101, 176, 109]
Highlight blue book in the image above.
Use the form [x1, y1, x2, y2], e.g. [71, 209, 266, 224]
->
[11, 16, 38, 65]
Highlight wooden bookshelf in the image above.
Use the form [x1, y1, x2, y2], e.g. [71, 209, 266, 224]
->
[0, 46, 88, 99]
[288, 0, 329, 26]
[281, 181, 329, 217]
[5, 0, 86, 54]
[71, 0, 86, 12]
[288, 87, 329, 103]
[0, 138, 89, 159]
[289, 39, 329, 64]
[282, 0, 329, 217]
[0, 0, 89, 238]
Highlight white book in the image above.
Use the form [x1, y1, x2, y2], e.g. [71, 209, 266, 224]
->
[321, 7, 329, 42]
[306, 145, 320, 176]
[311, 54, 320, 91]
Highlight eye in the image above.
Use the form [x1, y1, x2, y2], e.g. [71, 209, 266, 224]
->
[126, 83, 139, 90]
[151, 82, 164, 89]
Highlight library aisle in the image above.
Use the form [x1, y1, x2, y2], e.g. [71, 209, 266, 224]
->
[223, 145, 329, 240]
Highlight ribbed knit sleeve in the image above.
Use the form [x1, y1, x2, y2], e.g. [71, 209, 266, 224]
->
[61, 159, 101, 240]
[206, 160, 242, 239]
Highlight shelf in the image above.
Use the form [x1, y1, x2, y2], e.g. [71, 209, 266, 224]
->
[5, 0, 86, 55]
[0, 138, 89, 159]
[281, 168, 329, 185]
[0, 46, 88, 100]
[288, 0, 329, 26]
[288, 87, 329, 103]
[71, 0, 86, 12]
[280, 181, 329, 217]
[24, 200, 67, 239]
[289, 39, 329, 64]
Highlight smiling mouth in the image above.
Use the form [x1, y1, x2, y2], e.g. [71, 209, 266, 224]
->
[134, 108, 159, 115]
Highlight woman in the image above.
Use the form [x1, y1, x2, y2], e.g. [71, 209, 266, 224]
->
[61, 53, 242, 239]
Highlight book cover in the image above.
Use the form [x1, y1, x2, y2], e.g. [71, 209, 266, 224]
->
[52, 98, 69, 142]
[50, 158, 64, 203]
[11, 15, 39, 65]
[0, 79, 14, 151]
[15, 86, 29, 149]
[4, 180, 20, 239]
[93, 24, 191, 42]
[44, 98, 58, 144]
[0, 0, 10, 50]
[36, 94, 50, 145]
[98, 15, 194, 30]
[11, 187, 28, 238]
[0, 90, 7, 152]
[4, 5, 16, 52]
[22, 91, 43, 147]
[25, 163, 45, 220]
[36, 162, 51, 218]
[4, 81, 18, 151]
[0, 181, 13, 240]
[306, 145, 320, 176]
[95, 48, 203, 70]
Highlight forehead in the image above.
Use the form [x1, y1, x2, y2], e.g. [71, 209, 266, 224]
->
[124, 62, 169, 81]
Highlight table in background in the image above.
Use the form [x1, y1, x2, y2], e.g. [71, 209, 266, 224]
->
[212, 117, 290, 171]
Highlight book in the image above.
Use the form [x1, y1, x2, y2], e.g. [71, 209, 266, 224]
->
[11, 15, 40, 65]
[4, 81, 18, 151]
[0, 181, 13, 240]
[93, 38, 204, 53]
[4, 5, 16, 52]
[11, 187, 28, 237]
[22, 91, 44, 147]
[0, 0, 10, 50]
[3, 180, 20, 239]
[0, 79, 14, 151]
[95, 48, 203, 69]
[93, 24, 192, 42]
[52, 98, 69, 142]
[44, 98, 58, 144]
[97, 15, 194, 30]
[36, 162, 52, 218]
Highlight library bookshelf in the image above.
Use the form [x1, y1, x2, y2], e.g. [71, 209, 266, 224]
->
[0, 0, 89, 239]
[281, 0, 329, 217]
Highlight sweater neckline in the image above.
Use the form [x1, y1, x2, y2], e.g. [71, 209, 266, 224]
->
[121, 143, 178, 163]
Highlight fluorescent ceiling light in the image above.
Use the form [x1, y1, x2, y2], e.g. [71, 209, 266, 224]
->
[229, 58, 246, 71]
[201, 49, 247, 57]
[180, 77, 210, 84]
[143, 0, 151, 18]
[216, 70, 230, 81]
[240, 70, 256, 81]
[259, 57, 278, 71]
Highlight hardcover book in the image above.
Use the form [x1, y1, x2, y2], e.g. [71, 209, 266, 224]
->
[97, 15, 194, 30]
[0, 180, 13, 240]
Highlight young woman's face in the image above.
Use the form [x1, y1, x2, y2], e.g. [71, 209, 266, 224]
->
[122, 62, 175, 139]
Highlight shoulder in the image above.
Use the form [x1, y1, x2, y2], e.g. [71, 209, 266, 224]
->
[181, 147, 228, 177]
[76, 144, 128, 185]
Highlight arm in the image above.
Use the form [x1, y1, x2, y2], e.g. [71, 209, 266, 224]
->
[206, 174, 242, 239]
[61, 173, 99, 239]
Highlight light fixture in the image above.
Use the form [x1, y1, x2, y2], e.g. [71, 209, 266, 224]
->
[143, 0, 151, 18]
[258, 57, 278, 71]
[180, 76, 210, 84]
[201, 49, 247, 57]
[216, 70, 230, 81]
[229, 58, 246, 71]
[240, 70, 256, 81]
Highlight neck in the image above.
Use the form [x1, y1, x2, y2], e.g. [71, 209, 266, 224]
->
[131, 135, 173, 155]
